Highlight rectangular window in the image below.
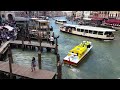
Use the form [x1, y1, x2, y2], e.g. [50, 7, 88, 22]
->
[85, 30, 88, 33]
[98, 31, 103, 35]
[41, 23, 46, 25]
[77, 29, 80, 32]
[72, 27, 76, 31]
[89, 30, 93, 34]
[81, 29, 84, 32]
[93, 31, 98, 34]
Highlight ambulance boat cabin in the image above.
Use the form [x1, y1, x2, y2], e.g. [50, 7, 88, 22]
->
[60, 24, 115, 40]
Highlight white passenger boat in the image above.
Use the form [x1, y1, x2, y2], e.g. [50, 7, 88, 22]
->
[60, 24, 116, 40]
[55, 19, 67, 25]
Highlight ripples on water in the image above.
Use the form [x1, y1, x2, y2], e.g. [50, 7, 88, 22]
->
[11, 17, 120, 79]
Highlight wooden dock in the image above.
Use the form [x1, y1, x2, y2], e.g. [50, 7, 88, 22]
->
[0, 41, 10, 54]
[0, 61, 56, 79]
[10, 40, 55, 49]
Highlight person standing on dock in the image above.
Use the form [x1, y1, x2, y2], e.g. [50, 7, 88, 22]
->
[31, 57, 36, 72]
[50, 36, 54, 45]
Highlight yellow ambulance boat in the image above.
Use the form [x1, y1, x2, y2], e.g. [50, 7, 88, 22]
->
[63, 41, 93, 66]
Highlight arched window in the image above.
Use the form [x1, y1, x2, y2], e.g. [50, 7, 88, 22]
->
[2, 14, 5, 18]
[8, 14, 14, 21]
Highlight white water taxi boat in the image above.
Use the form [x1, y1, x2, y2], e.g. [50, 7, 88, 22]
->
[55, 19, 67, 25]
[60, 24, 116, 40]
[63, 41, 93, 66]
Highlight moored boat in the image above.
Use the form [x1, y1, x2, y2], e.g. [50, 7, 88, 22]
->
[63, 41, 93, 66]
[55, 19, 67, 25]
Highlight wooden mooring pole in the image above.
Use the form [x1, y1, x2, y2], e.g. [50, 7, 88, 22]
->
[8, 45, 13, 63]
[8, 45, 13, 79]
[38, 32, 42, 52]
[52, 32, 54, 38]
[38, 52, 41, 69]
[55, 36, 59, 54]
[22, 37, 24, 51]
[57, 61, 62, 79]
[56, 54, 62, 79]
[56, 54, 60, 64]
[37, 31, 42, 69]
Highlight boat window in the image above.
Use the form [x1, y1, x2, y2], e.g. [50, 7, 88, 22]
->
[89, 30, 92, 34]
[104, 32, 112, 35]
[93, 31, 98, 34]
[81, 29, 84, 32]
[41, 23, 47, 26]
[63, 21, 67, 23]
[76, 53, 78, 56]
[104, 32, 114, 37]
[77, 29, 80, 32]
[98, 31, 103, 35]
[72, 27, 76, 31]
[85, 30, 88, 33]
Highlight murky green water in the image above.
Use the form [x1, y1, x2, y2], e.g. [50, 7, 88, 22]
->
[12, 17, 120, 79]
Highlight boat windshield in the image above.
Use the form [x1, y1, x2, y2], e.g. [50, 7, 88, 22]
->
[104, 32, 114, 37]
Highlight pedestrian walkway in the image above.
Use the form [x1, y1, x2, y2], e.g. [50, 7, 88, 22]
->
[0, 61, 56, 79]
[0, 41, 10, 54]
[10, 40, 56, 49]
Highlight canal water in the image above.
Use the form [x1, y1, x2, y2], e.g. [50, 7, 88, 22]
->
[12, 16, 120, 79]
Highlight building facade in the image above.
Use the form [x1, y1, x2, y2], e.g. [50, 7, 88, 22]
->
[89, 11, 120, 19]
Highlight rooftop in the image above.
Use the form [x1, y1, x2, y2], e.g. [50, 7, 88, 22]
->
[15, 17, 29, 21]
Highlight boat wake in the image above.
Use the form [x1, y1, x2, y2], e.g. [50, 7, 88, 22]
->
[69, 66, 80, 73]
[103, 40, 111, 42]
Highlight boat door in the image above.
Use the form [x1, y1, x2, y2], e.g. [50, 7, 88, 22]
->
[83, 30, 85, 36]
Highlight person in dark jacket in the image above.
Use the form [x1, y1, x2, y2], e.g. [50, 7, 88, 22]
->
[31, 57, 37, 72]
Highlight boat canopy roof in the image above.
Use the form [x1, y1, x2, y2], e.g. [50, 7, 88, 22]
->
[56, 19, 67, 21]
[63, 24, 78, 27]
[36, 20, 49, 23]
[83, 18, 92, 20]
[63, 24, 116, 32]
[4, 25, 14, 31]
[30, 18, 39, 20]
[15, 17, 29, 21]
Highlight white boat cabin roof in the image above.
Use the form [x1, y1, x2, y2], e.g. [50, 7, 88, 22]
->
[15, 17, 29, 21]
[30, 18, 39, 20]
[63, 24, 116, 32]
[4, 25, 14, 31]
[56, 19, 67, 22]
[36, 20, 49, 23]
[83, 18, 92, 20]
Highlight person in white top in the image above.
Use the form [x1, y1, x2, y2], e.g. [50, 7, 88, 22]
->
[50, 36, 54, 45]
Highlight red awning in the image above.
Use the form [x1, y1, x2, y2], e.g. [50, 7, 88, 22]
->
[105, 19, 120, 24]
